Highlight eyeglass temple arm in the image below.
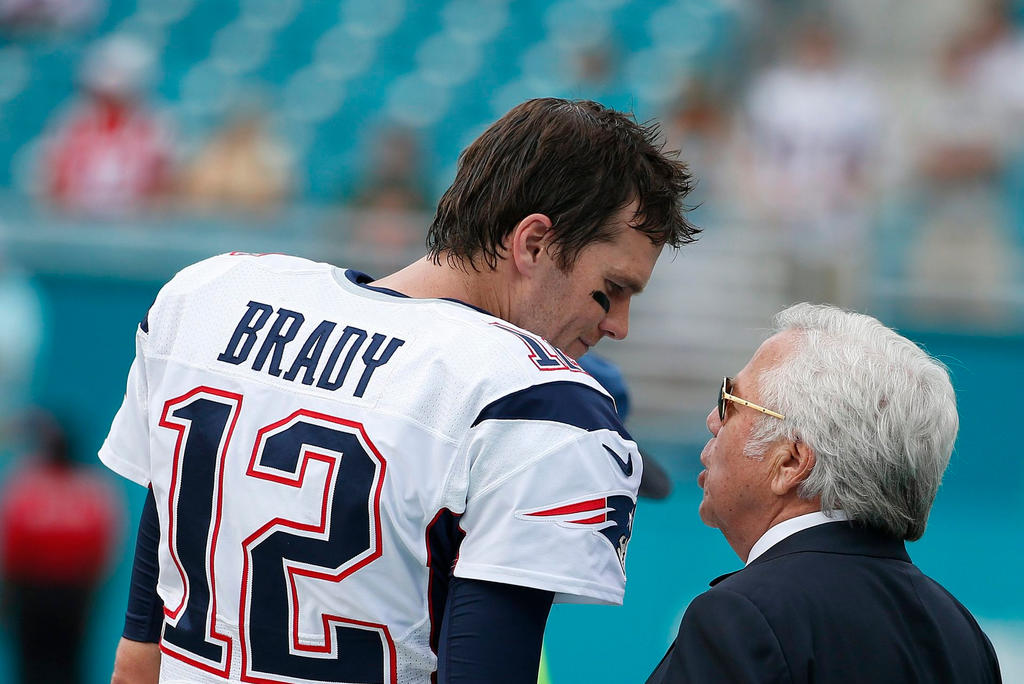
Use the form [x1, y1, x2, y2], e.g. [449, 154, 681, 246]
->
[723, 392, 786, 420]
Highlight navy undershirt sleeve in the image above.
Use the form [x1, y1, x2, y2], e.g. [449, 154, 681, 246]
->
[122, 487, 164, 643]
[438, 577, 553, 684]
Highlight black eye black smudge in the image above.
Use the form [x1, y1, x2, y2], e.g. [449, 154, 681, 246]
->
[591, 290, 610, 313]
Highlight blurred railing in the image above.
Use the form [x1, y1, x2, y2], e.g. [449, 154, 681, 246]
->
[0, 194, 430, 280]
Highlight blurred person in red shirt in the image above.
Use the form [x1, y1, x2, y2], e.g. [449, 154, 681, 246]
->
[0, 410, 123, 684]
[41, 33, 174, 216]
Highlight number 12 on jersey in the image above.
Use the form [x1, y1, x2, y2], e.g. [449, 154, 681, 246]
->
[158, 386, 394, 683]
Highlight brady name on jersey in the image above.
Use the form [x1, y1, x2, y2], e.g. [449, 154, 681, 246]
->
[216, 299, 406, 398]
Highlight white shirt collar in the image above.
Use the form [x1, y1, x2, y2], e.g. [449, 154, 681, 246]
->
[745, 510, 850, 566]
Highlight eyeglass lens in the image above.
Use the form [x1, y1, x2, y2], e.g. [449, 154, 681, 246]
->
[718, 377, 732, 421]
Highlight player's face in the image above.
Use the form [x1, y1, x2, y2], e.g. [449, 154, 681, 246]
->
[697, 333, 795, 548]
[523, 206, 663, 360]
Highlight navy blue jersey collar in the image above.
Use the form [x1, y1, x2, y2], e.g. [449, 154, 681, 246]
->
[345, 269, 409, 299]
[344, 269, 495, 316]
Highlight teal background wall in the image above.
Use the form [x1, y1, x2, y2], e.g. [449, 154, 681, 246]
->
[1, 272, 1021, 683]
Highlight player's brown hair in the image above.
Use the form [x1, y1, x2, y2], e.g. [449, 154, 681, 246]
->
[426, 98, 699, 271]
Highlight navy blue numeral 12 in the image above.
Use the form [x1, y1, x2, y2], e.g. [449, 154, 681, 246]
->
[158, 387, 393, 684]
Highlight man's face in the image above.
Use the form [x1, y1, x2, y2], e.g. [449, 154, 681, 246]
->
[517, 204, 664, 360]
[697, 332, 796, 541]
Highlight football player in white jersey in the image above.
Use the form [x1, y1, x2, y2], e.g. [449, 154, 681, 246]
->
[104, 98, 698, 684]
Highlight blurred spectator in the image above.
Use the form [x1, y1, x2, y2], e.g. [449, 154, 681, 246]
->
[0, 410, 123, 684]
[348, 126, 432, 262]
[0, 255, 43, 432]
[567, 39, 623, 104]
[917, 39, 1008, 186]
[903, 13, 1022, 326]
[573, 42, 618, 91]
[661, 78, 736, 207]
[351, 125, 431, 212]
[0, 0, 102, 34]
[740, 19, 882, 307]
[178, 100, 295, 215]
[961, 0, 1024, 126]
[39, 34, 174, 217]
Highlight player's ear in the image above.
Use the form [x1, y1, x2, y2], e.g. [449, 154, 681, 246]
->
[509, 214, 554, 275]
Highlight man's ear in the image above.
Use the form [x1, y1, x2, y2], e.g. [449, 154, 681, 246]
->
[769, 440, 816, 496]
[509, 213, 554, 275]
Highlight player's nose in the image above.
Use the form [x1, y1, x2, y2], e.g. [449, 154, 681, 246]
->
[599, 299, 629, 340]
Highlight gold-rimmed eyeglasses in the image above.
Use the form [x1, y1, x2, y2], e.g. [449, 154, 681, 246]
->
[718, 376, 785, 421]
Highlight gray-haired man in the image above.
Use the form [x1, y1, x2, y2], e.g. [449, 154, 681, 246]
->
[648, 303, 1000, 684]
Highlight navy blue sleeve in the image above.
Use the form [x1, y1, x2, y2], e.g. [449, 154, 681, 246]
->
[438, 577, 553, 684]
[123, 488, 164, 643]
[472, 380, 631, 441]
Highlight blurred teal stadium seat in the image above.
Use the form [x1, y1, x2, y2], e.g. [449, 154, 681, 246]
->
[3, 0, 751, 200]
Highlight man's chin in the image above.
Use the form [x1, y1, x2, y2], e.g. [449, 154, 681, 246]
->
[697, 500, 714, 527]
[564, 342, 587, 360]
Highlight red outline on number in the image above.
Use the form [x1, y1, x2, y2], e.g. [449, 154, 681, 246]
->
[238, 409, 396, 684]
[489, 321, 584, 372]
[158, 386, 241, 677]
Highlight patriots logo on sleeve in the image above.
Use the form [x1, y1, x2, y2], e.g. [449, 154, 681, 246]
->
[515, 494, 635, 572]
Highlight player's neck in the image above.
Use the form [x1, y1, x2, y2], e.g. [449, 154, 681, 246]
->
[373, 255, 507, 316]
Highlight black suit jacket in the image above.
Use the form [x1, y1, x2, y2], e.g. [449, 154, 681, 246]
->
[647, 522, 1001, 683]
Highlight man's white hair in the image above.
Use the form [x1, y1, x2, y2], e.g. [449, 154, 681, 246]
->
[744, 303, 958, 540]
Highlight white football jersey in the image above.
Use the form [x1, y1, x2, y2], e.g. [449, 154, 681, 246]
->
[100, 253, 642, 684]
